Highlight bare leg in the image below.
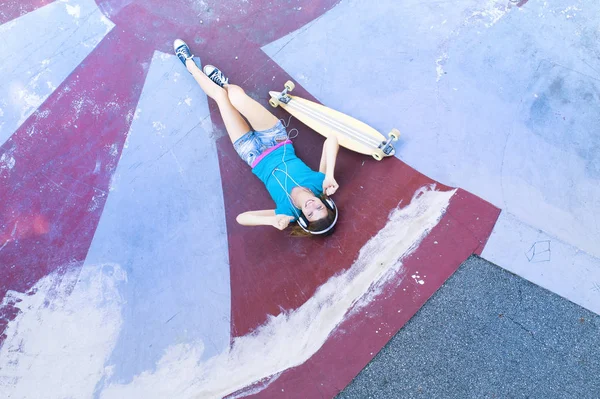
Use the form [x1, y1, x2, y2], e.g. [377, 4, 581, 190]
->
[225, 84, 279, 132]
[185, 60, 250, 144]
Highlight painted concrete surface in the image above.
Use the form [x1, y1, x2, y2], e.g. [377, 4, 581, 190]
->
[0, 1, 499, 397]
[0, 0, 114, 145]
[0, 2, 499, 398]
[0, 0, 595, 398]
[0, 263, 126, 398]
[1, 1, 160, 348]
[263, 0, 600, 313]
[81, 51, 231, 385]
[483, 211, 600, 314]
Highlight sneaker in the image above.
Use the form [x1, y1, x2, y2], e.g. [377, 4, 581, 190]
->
[173, 39, 194, 67]
[203, 65, 229, 87]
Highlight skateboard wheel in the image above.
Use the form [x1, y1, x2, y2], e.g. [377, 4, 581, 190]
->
[284, 80, 295, 92]
[269, 97, 280, 108]
[372, 149, 385, 161]
[389, 128, 400, 141]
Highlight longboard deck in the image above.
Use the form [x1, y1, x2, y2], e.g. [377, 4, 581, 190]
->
[269, 91, 388, 157]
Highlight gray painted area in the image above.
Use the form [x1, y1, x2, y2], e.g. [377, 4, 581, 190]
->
[337, 256, 600, 399]
[262, 0, 600, 311]
[82, 52, 230, 386]
[483, 211, 600, 315]
[0, 0, 113, 145]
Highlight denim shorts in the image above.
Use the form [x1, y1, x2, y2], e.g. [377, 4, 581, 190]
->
[233, 121, 289, 166]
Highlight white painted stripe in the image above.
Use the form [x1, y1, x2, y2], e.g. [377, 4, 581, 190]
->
[0, 263, 125, 398]
[99, 186, 455, 399]
[0, 0, 114, 145]
[81, 51, 231, 384]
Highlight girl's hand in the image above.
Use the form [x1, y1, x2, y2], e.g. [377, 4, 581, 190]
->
[273, 215, 295, 230]
[322, 176, 339, 196]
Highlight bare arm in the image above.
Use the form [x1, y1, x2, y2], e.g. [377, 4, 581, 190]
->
[319, 136, 339, 176]
[236, 210, 294, 230]
[319, 136, 340, 195]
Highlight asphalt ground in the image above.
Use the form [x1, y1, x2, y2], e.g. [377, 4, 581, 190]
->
[337, 255, 600, 399]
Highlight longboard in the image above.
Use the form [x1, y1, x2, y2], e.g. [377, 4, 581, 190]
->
[269, 81, 399, 160]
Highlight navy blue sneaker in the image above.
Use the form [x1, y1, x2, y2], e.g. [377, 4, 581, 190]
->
[203, 65, 229, 87]
[173, 39, 195, 68]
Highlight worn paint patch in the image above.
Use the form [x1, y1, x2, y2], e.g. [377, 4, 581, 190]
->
[0, 152, 16, 170]
[15, 87, 43, 127]
[469, 0, 510, 28]
[65, 4, 81, 19]
[436, 52, 448, 82]
[99, 187, 455, 399]
[0, 263, 126, 398]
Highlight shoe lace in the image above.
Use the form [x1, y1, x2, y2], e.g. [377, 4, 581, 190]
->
[175, 47, 192, 59]
[209, 70, 228, 85]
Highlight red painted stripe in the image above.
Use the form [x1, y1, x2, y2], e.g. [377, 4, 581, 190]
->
[237, 189, 499, 398]
[215, 47, 500, 338]
[0, 0, 55, 24]
[0, 6, 156, 344]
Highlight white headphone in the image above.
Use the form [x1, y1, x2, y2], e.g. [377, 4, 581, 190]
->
[272, 168, 339, 234]
[295, 193, 338, 234]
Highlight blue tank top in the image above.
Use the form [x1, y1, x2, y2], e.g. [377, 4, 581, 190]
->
[252, 143, 325, 220]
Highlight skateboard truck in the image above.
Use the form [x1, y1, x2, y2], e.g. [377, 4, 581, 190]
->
[379, 129, 400, 156]
[269, 81, 295, 107]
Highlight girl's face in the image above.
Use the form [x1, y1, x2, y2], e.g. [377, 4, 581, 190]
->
[302, 197, 328, 222]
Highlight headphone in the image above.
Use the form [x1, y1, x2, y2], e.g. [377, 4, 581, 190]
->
[296, 196, 338, 235]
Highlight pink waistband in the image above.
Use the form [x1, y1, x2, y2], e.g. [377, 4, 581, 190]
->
[251, 140, 292, 168]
